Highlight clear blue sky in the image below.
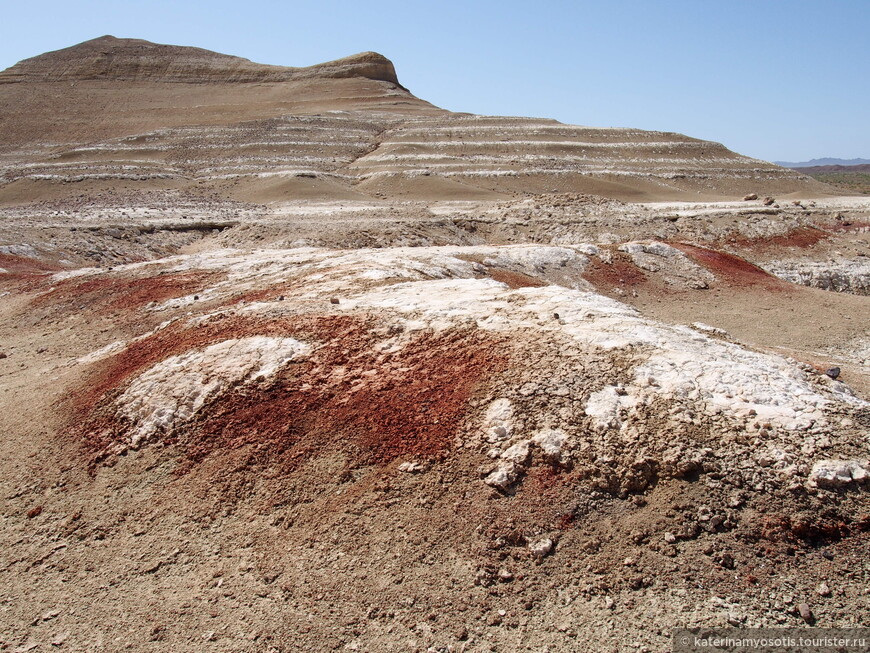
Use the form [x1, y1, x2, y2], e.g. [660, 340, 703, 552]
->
[2, 0, 867, 162]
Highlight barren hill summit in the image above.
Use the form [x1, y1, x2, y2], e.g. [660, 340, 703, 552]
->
[0, 36, 837, 205]
[0, 35, 402, 86]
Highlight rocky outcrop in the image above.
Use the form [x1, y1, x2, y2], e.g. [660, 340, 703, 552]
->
[765, 258, 870, 295]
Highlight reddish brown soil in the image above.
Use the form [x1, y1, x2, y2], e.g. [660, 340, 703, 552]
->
[71, 314, 356, 420]
[192, 326, 506, 469]
[221, 286, 293, 305]
[73, 313, 508, 472]
[32, 269, 222, 313]
[0, 253, 61, 274]
[672, 243, 791, 290]
[487, 267, 547, 289]
[0, 253, 61, 289]
[582, 251, 648, 289]
[728, 226, 829, 251]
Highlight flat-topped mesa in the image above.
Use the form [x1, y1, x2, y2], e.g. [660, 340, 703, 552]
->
[0, 36, 402, 86]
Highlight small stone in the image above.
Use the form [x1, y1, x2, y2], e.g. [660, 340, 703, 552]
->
[816, 582, 831, 597]
[397, 461, 424, 473]
[604, 596, 614, 610]
[497, 568, 514, 583]
[0, 352, 7, 359]
[36, 347, 48, 354]
[743, 193, 758, 201]
[763, 197, 775, 206]
[453, 626, 468, 641]
[26, 506, 43, 519]
[727, 613, 743, 626]
[797, 603, 814, 623]
[484, 463, 518, 492]
[501, 440, 531, 465]
[824, 367, 840, 379]
[531, 429, 566, 464]
[529, 537, 554, 561]
[202, 631, 216, 641]
[41, 610, 60, 621]
[811, 460, 869, 489]
[330, 297, 340, 305]
[664, 532, 677, 543]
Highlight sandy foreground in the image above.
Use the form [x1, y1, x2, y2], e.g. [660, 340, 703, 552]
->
[0, 193, 868, 652]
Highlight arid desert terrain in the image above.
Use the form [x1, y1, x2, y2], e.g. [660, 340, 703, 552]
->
[0, 37, 868, 652]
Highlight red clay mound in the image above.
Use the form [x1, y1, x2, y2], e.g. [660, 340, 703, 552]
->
[0, 253, 62, 289]
[672, 243, 790, 290]
[732, 226, 829, 251]
[74, 313, 508, 474]
[193, 326, 506, 469]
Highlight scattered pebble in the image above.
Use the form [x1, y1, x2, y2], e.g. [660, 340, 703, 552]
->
[397, 461, 424, 473]
[529, 538, 554, 561]
[797, 603, 814, 623]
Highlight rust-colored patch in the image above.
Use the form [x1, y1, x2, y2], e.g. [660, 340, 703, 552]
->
[191, 325, 505, 468]
[730, 226, 829, 251]
[0, 254, 61, 290]
[582, 251, 648, 289]
[72, 314, 354, 421]
[0, 253, 61, 275]
[74, 313, 507, 472]
[486, 267, 547, 289]
[672, 243, 789, 290]
[33, 269, 222, 313]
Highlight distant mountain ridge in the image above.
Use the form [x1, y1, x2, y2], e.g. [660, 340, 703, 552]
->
[775, 157, 870, 168]
[0, 36, 833, 202]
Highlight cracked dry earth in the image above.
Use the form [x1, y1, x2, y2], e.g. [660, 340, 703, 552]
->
[1, 234, 869, 653]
